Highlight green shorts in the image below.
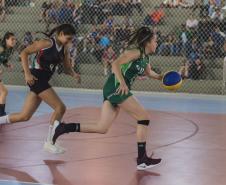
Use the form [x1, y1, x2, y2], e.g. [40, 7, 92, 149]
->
[103, 74, 133, 107]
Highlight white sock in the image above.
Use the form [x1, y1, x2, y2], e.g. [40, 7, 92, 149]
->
[47, 120, 60, 143]
[46, 125, 53, 143]
[0, 115, 10, 125]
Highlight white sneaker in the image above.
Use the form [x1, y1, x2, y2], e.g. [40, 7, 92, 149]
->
[43, 141, 65, 154]
[55, 143, 66, 152]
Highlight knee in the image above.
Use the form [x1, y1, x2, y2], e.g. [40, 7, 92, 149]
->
[97, 125, 109, 134]
[56, 104, 66, 115]
[20, 114, 32, 122]
[137, 112, 150, 126]
[138, 111, 149, 121]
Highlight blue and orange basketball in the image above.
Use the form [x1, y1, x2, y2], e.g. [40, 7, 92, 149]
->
[162, 71, 182, 91]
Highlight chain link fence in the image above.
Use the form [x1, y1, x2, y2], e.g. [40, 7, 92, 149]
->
[1, 0, 226, 95]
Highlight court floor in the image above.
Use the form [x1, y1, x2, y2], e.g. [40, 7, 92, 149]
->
[0, 86, 226, 185]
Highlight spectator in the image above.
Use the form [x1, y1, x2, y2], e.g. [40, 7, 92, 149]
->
[98, 33, 111, 48]
[102, 45, 116, 75]
[186, 14, 199, 29]
[69, 36, 78, 65]
[203, 36, 214, 58]
[200, 0, 209, 17]
[171, 34, 181, 55]
[208, 0, 218, 16]
[58, 1, 73, 24]
[179, 61, 189, 79]
[72, 2, 82, 30]
[189, 57, 206, 80]
[211, 7, 224, 22]
[65, 35, 82, 76]
[83, 24, 100, 53]
[92, 0, 106, 24]
[39, 1, 51, 23]
[179, 58, 205, 80]
[114, 24, 133, 43]
[185, 36, 202, 61]
[0, 0, 6, 22]
[122, 16, 134, 27]
[45, 2, 58, 31]
[131, 0, 143, 16]
[19, 31, 34, 53]
[94, 32, 111, 61]
[197, 16, 213, 44]
[210, 26, 225, 57]
[144, 6, 165, 26]
[158, 34, 174, 56]
[162, 0, 179, 7]
[178, 24, 192, 54]
[179, 0, 195, 8]
[23, 32, 33, 47]
[104, 14, 115, 34]
[88, 24, 99, 42]
[123, 0, 133, 17]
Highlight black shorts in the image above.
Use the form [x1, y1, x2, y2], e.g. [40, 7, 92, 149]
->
[28, 69, 53, 95]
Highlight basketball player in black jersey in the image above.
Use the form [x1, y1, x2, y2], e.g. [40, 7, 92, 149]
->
[0, 24, 80, 154]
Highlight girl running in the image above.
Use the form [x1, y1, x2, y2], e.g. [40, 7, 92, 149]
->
[0, 24, 80, 154]
[0, 32, 16, 116]
[52, 26, 163, 170]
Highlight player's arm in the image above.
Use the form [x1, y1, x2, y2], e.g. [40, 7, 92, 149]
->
[144, 64, 162, 80]
[63, 44, 80, 82]
[111, 49, 140, 84]
[62, 45, 75, 76]
[20, 39, 51, 75]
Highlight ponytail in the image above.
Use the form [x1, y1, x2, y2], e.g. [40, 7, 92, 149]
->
[121, 26, 154, 52]
[37, 24, 76, 38]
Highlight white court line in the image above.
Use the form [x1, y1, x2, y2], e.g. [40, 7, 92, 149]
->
[0, 180, 53, 185]
[5, 84, 226, 101]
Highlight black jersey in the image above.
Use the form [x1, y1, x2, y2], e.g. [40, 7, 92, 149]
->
[31, 37, 65, 75]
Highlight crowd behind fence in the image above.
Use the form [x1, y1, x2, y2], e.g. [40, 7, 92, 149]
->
[1, 0, 226, 95]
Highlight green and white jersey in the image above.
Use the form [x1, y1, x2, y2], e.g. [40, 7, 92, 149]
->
[115, 50, 150, 88]
[0, 45, 13, 65]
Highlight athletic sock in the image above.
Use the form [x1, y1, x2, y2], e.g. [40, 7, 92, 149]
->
[0, 104, 6, 116]
[64, 123, 80, 132]
[138, 142, 147, 159]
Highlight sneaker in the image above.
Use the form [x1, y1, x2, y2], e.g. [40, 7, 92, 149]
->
[43, 141, 65, 154]
[52, 122, 68, 145]
[137, 155, 162, 170]
[55, 143, 66, 152]
[0, 112, 6, 117]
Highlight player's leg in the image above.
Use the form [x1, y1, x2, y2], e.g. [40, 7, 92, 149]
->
[119, 96, 162, 170]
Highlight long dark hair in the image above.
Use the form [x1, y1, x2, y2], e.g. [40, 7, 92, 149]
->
[123, 26, 154, 53]
[1, 32, 15, 49]
[39, 24, 76, 38]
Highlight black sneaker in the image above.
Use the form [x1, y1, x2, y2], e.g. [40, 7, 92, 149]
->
[0, 112, 6, 117]
[52, 122, 68, 144]
[137, 154, 162, 170]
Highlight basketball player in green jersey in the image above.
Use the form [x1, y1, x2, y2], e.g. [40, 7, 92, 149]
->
[0, 32, 16, 116]
[52, 27, 163, 170]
